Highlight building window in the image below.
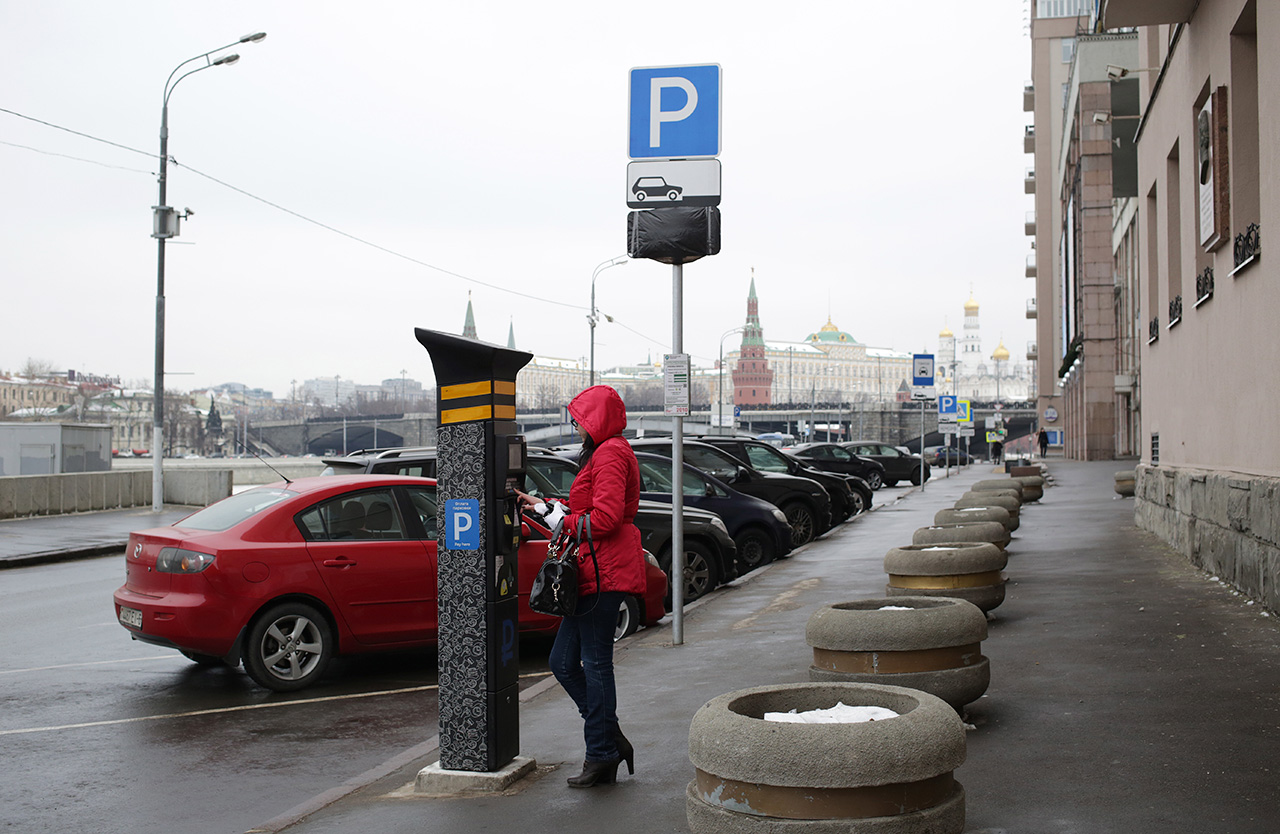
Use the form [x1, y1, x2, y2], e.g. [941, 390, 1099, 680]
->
[1062, 38, 1075, 63]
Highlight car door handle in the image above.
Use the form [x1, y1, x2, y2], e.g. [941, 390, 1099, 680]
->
[323, 558, 357, 568]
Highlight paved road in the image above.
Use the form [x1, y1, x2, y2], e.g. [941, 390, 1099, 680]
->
[0, 553, 554, 834]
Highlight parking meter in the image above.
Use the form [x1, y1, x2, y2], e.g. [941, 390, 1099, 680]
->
[415, 327, 532, 773]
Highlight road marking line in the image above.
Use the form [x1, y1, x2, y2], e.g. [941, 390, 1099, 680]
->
[0, 655, 175, 675]
[0, 672, 553, 737]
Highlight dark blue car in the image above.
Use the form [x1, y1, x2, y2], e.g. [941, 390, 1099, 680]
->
[634, 451, 793, 572]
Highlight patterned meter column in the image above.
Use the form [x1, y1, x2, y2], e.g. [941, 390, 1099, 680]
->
[415, 328, 531, 773]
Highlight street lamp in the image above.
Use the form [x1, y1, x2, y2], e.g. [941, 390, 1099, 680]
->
[588, 255, 628, 386]
[152, 32, 266, 511]
[718, 325, 746, 435]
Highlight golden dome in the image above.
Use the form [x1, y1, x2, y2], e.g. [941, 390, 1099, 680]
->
[964, 294, 979, 313]
[939, 326, 954, 338]
[992, 340, 1010, 361]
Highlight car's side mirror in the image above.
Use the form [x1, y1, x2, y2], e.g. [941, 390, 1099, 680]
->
[704, 483, 716, 497]
[735, 466, 751, 483]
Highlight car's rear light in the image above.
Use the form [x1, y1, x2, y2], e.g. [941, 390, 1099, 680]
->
[155, 547, 215, 573]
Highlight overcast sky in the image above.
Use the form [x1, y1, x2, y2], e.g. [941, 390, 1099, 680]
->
[2, 2, 1035, 399]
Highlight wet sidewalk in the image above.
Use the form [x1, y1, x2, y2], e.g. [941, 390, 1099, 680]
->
[253, 460, 1280, 834]
[0, 505, 195, 568]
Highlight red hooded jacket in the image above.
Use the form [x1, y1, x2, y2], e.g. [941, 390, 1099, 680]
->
[563, 386, 646, 596]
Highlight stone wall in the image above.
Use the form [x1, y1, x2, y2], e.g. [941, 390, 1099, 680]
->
[1134, 464, 1280, 612]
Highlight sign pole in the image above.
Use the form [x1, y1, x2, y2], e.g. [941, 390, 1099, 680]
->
[920, 402, 926, 491]
[671, 262, 684, 646]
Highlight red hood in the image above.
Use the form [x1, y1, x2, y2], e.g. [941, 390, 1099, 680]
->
[567, 385, 627, 444]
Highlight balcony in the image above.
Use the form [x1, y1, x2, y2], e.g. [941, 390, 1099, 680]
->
[1026, 298, 1037, 319]
[1026, 341, 1038, 361]
[1023, 83, 1034, 112]
[1024, 167, 1036, 194]
[1101, 0, 1196, 27]
[1025, 210, 1036, 236]
[1024, 125, 1035, 154]
[1026, 253, 1037, 278]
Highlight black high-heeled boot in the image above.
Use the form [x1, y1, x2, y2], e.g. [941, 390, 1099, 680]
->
[566, 758, 620, 788]
[614, 728, 635, 776]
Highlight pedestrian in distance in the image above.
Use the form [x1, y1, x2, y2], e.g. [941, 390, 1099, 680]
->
[518, 385, 646, 788]
[1038, 428, 1050, 459]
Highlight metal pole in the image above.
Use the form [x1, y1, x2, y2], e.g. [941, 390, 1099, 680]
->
[671, 263, 685, 646]
[718, 339, 723, 435]
[152, 106, 169, 512]
[589, 279, 596, 387]
[920, 400, 926, 491]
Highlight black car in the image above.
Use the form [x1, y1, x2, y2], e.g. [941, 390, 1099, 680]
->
[627, 438, 832, 547]
[787, 442, 889, 490]
[692, 435, 871, 521]
[322, 446, 738, 606]
[843, 441, 931, 487]
[930, 446, 973, 466]
[633, 451, 793, 572]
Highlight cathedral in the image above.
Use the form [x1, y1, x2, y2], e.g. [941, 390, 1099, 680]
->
[937, 294, 1033, 402]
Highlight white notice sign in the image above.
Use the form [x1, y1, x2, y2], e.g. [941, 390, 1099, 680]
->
[664, 353, 690, 416]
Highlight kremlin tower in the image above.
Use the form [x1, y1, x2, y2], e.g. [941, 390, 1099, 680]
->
[731, 274, 774, 406]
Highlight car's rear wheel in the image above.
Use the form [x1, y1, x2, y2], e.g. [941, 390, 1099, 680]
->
[663, 542, 720, 606]
[667, 190, 680, 200]
[910, 470, 923, 486]
[735, 527, 777, 572]
[884, 478, 899, 487]
[244, 602, 333, 692]
[848, 489, 868, 516]
[180, 651, 225, 667]
[782, 501, 816, 547]
[615, 596, 640, 642]
[866, 470, 884, 490]
[635, 191, 648, 201]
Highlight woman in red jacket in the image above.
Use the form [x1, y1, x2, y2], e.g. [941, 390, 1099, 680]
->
[529, 385, 646, 787]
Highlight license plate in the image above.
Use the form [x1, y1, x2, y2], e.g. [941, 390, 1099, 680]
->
[119, 606, 143, 629]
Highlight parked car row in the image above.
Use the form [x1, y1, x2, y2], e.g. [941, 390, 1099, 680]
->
[112, 432, 926, 692]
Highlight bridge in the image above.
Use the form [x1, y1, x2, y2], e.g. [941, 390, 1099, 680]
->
[251, 402, 1036, 458]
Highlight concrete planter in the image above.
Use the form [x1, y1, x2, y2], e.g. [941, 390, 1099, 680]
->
[1012, 475, 1044, 501]
[955, 494, 1020, 530]
[1008, 465, 1042, 477]
[687, 682, 966, 834]
[806, 597, 990, 710]
[884, 542, 1007, 612]
[972, 479, 1024, 499]
[963, 487, 1022, 505]
[1115, 470, 1136, 497]
[914, 520, 1011, 552]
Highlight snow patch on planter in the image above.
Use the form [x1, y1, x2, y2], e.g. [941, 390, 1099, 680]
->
[765, 703, 900, 723]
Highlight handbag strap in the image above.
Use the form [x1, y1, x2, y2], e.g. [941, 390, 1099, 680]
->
[576, 513, 602, 615]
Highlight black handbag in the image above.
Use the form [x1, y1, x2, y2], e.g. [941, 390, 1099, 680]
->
[529, 514, 599, 618]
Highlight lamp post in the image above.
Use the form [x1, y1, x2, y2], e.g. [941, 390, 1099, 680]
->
[152, 32, 266, 511]
[588, 255, 628, 386]
[718, 325, 746, 435]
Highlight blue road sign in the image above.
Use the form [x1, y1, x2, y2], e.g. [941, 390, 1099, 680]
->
[938, 395, 958, 417]
[629, 64, 722, 159]
[445, 499, 480, 550]
[912, 354, 935, 387]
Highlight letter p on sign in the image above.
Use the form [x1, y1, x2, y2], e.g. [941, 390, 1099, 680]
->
[629, 64, 721, 159]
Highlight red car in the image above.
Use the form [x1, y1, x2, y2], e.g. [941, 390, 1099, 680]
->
[113, 475, 667, 691]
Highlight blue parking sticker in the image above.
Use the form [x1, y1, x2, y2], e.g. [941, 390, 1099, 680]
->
[445, 499, 480, 550]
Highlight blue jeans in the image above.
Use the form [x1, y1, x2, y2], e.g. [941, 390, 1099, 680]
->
[550, 591, 624, 763]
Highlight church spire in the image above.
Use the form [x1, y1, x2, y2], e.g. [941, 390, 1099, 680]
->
[506, 318, 516, 350]
[462, 292, 477, 340]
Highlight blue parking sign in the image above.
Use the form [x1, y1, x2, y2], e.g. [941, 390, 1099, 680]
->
[445, 499, 480, 550]
[938, 395, 958, 417]
[629, 64, 721, 159]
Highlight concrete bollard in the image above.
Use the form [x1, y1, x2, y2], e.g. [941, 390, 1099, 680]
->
[806, 597, 990, 710]
[955, 493, 1021, 530]
[884, 542, 1007, 612]
[687, 682, 966, 834]
[1114, 470, 1136, 497]
[914, 520, 1011, 552]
